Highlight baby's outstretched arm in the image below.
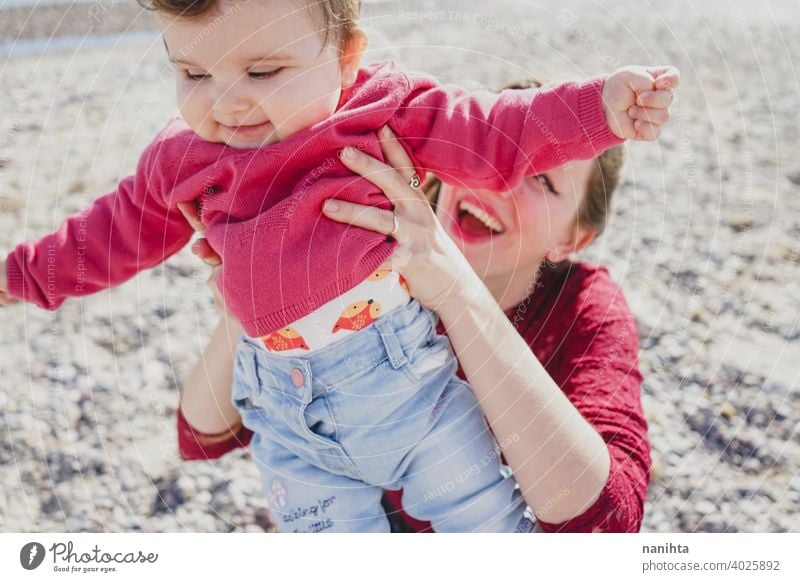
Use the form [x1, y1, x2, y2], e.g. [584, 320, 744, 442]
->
[390, 65, 679, 191]
[2, 136, 194, 310]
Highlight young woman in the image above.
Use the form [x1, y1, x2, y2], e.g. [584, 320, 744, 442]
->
[177, 79, 651, 533]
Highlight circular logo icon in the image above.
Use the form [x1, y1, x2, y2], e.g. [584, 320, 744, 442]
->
[20, 542, 46, 570]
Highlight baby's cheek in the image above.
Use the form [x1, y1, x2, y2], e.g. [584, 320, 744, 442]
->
[272, 84, 341, 140]
[178, 91, 213, 138]
[176, 86, 197, 124]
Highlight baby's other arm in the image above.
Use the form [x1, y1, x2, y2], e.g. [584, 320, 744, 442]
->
[391, 73, 619, 191]
[390, 65, 678, 190]
[2, 136, 195, 310]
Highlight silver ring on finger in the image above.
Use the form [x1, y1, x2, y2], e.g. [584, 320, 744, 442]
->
[409, 173, 421, 189]
[388, 210, 400, 238]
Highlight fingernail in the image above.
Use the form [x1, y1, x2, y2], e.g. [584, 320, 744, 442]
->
[341, 146, 356, 160]
[325, 200, 340, 212]
[380, 125, 394, 138]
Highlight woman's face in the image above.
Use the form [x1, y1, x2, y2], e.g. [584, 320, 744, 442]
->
[436, 159, 596, 282]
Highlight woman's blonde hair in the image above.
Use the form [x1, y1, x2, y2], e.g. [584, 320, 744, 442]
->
[426, 77, 624, 239]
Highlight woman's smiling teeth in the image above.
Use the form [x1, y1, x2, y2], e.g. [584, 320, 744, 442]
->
[458, 200, 505, 233]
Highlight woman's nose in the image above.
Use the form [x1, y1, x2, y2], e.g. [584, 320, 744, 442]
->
[474, 187, 512, 202]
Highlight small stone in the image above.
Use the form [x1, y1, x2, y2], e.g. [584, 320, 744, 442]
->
[175, 476, 194, 497]
[695, 500, 717, 514]
[151, 476, 187, 515]
[153, 306, 176, 319]
[719, 402, 737, 420]
[789, 474, 800, 493]
[229, 489, 248, 511]
[743, 457, 761, 472]
[689, 306, 708, 323]
[58, 364, 79, 382]
[66, 517, 87, 532]
[195, 475, 213, 490]
[41, 494, 67, 516]
[726, 214, 753, 232]
[700, 517, 728, 533]
[94, 497, 114, 510]
[195, 491, 212, 506]
[145, 361, 168, 385]
[117, 466, 138, 491]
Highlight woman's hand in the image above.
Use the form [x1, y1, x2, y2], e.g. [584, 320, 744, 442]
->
[323, 125, 481, 311]
[177, 201, 242, 332]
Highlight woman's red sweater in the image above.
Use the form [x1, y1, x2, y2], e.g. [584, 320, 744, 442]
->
[176, 261, 650, 533]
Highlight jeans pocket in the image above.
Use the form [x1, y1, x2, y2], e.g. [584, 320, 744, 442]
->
[300, 393, 339, 444]
[297, 393, 363, 479]
[401, 332, 456, 385]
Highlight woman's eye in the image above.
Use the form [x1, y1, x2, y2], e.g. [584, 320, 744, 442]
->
[533, 174, 559, 195]
[249, 68, 283, 80]
[185, 71, 210, 81]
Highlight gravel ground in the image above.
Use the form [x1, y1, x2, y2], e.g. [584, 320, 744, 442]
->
[0, 0, 798, 533]
[0, 1, 154, 44]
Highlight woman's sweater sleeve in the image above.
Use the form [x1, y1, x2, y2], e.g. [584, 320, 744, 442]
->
[4, 129, 194, 309]
[176, 405, 253, 461]
[390, 73, 622, 191]
[534, 270, 651, 533]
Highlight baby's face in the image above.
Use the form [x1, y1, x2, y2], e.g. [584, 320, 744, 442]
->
[159, 1, 346, 149]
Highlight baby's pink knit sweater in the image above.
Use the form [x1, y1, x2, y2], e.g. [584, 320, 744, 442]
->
[5, 61, 621, 336]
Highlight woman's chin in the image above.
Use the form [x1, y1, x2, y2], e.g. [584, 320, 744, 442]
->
[441, 205, 518, 277]
[444, 224, 498, 271]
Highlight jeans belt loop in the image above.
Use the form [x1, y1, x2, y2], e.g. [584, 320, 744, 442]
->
[374, 316, 408, 370]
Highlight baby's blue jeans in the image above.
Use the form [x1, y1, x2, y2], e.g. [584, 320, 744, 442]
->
[231, 299, 534, 533]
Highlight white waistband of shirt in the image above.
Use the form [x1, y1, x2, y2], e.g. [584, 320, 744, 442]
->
[247, 265, 412, 356]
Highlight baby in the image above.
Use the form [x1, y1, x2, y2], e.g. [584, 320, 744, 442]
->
[0, 0, 677, 532]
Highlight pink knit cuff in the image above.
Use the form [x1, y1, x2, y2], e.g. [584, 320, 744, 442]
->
[576, 77, 625, 155]
[176, 405, 253, 461]
[4, 251, 27, 301]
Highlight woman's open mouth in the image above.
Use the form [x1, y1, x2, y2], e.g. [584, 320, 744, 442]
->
[454, 198, 506, 242]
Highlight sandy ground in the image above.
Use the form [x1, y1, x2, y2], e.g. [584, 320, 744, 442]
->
[0, 0, 798, 533]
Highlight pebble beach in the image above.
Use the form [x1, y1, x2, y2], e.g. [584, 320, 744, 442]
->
[0, 0, 798, 533]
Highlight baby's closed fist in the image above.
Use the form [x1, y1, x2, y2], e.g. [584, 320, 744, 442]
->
[602, 65, 680, 141]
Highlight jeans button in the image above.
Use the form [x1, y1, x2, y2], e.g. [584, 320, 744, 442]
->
[291, 368, 305, 388]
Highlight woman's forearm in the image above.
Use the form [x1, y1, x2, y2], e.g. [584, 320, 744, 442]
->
[179, 316, 243, 434]
[436, 273, 611, 525]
